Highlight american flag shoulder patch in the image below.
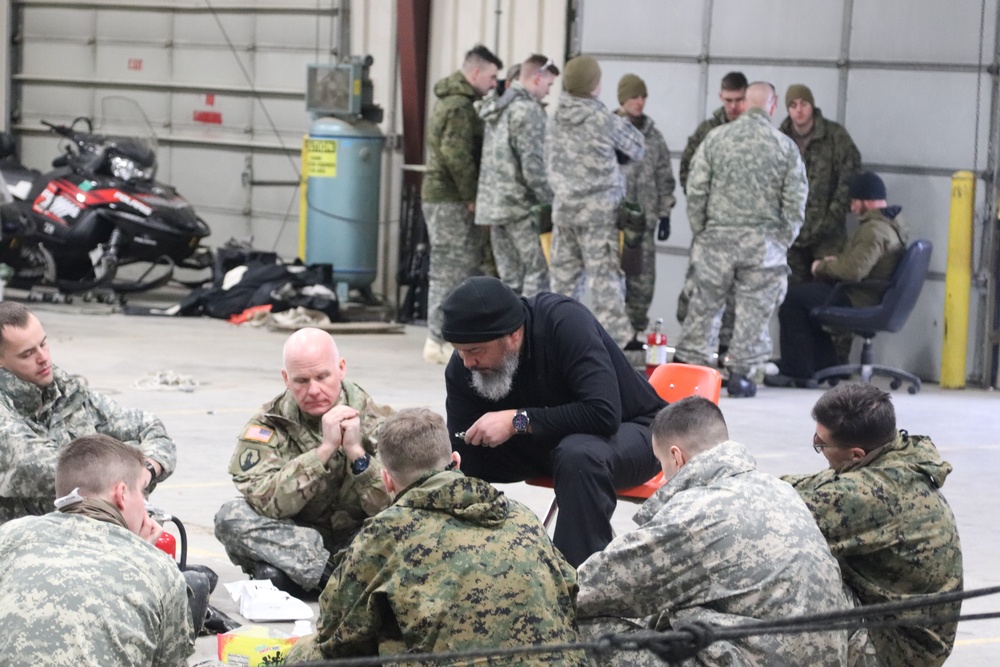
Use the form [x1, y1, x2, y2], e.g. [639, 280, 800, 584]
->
[244, 425, 274, 443]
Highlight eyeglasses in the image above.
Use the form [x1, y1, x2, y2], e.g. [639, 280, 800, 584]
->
[812, 432, 839, 454]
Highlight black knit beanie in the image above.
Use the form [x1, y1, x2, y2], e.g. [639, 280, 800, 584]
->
[849, 171, 887, 200]
[441, 276, 526, 344]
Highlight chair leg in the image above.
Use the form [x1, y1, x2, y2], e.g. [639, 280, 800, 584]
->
[540, 498, 558, 531]
[814, 363, 858, 385]
[870, 365, 923, 394]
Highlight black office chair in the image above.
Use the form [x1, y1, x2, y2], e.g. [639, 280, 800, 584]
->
[811, 239, 933, 394]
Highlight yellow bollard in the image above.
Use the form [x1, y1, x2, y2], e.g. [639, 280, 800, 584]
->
[940, 171, 974, 388]
[297, 135, 309, 262]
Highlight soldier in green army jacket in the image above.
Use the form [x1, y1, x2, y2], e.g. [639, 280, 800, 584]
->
[783, 384, 963, 667]
[286, 408, 586, 666]
[0, 302, 177, 524]
[780, 84, 862, 284]
[214, 327, 392, 595]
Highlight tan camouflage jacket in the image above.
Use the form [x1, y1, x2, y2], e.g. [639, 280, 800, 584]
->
[0, 512, 194, 666]
[618, 112, 676, 225]
[228, 379, 391, 540]
[784, 431, 963, 667]
[422, 70, 485, 204]
[687, 107, 807, 248]
[679, 105, 728, 193]
[546, 93, 644, 226]
[577, 441, 849, 666]
[779, 108, 862, 247]
[286, 470, 586, 666]
[0, 366, 177, 522]
[475, 81, 553, 226]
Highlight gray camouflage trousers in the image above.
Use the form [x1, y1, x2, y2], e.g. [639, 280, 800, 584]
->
[213, 498, 330, 590]
[677, 263, 735, 350]
[550, 221, 632, 347]
[489, 215, 549, 296]
[423, 202, 480, 342]
[624, 219, 657, 334]
[675, 228, 789, 375]
[578, 618, 661, 667]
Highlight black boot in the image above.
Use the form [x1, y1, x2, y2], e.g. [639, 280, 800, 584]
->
[202, 604, 242, 635]
[182, 570, 211, 636]
[252, 562, 314, 600]
[727, 373, 757, 398]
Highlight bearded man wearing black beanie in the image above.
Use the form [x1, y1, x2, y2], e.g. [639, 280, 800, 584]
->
[441, 276, 664, 567]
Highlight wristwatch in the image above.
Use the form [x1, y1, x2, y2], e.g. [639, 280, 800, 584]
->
[143, 461, 156, 496]
[350, 454, 371, 475]
[512, 409, 530, 435]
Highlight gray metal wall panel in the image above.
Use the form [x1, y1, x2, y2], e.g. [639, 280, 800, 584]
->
[20, 42, 93, 77]
[96, 44, 171, 81]
[710, 0, 844, 59]
[174, 13, 254, 46]
[580, 1, 704, 56]
[851, 0, 998, 63]
[22, 7, 90, 40]
[95, 9, 172, 42]
[847, 70, 988, 167]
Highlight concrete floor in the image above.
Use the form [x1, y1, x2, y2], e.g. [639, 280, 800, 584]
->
[18, 293, 1000, 665]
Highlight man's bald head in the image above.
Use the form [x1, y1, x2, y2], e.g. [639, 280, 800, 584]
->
[744, 81, 777, 116]
[283, 327, 339, 371]
[281, 328, 346, 416]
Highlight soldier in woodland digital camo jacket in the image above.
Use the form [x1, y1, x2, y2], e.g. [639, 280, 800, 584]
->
[783, 384, 963, 667]
[0, 302, 176, 523]
[421, 45, 503, 364]
[286, 408, 586, 666]
[780, 84, 862, 283]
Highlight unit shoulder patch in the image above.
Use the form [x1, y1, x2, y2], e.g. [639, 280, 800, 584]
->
[240, 448, 262, 471]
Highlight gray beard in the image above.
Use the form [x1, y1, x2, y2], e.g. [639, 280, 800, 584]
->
[469, 348, 520, 402]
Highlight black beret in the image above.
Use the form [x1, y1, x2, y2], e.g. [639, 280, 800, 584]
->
[441, 276, 526, 344]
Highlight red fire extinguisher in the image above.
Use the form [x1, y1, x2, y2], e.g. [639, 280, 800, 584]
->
[645, 318, 668, 378]
[155, 530, 177, 559]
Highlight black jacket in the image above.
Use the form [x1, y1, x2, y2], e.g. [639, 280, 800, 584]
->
[446, 293, 665, 446]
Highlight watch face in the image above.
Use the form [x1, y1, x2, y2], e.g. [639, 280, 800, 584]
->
[513, 412, 529, 433]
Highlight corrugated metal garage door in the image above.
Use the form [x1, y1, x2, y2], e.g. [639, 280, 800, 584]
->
[574, 0, 999, 384]
[9, 0, 347, 259]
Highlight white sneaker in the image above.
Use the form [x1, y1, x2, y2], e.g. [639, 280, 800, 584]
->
[422, 338, 454, 364]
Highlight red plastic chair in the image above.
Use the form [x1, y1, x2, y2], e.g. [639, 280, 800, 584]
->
[527, 362, 722, 528]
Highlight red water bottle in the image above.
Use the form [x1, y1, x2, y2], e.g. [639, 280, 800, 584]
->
[645, 318, 668, 378]
[155, 530, 177, 560]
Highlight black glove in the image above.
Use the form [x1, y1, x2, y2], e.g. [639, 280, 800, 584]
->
[657, 216, 671, 241]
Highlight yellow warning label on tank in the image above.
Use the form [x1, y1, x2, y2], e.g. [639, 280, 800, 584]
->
[305, 139, 338, 177]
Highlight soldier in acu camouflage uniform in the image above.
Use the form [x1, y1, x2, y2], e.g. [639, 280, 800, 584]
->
[0, 302, 177, 524]
[0, 435, 194, 666]
[676, 71, 747, 351]
[214, 328, 392, 594]
[546, 55, 645, 348]
[421, 44, 503, 365]
[616, 73, 676, 339]
[780, 84, 862, 284]
[675, 82, 807, 398]
[577, 397, 849, 667]
[286, 408, 586, 666]
[783, 384, 963, 667]
[476, 54, 560, 297]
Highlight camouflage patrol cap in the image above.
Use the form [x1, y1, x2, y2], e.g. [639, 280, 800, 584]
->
[441, 276, 526, 344]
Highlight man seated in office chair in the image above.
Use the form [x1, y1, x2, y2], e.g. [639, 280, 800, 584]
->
[766, 171, 908, 388]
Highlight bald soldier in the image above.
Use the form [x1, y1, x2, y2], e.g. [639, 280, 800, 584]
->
[214, 328, 392, 595]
